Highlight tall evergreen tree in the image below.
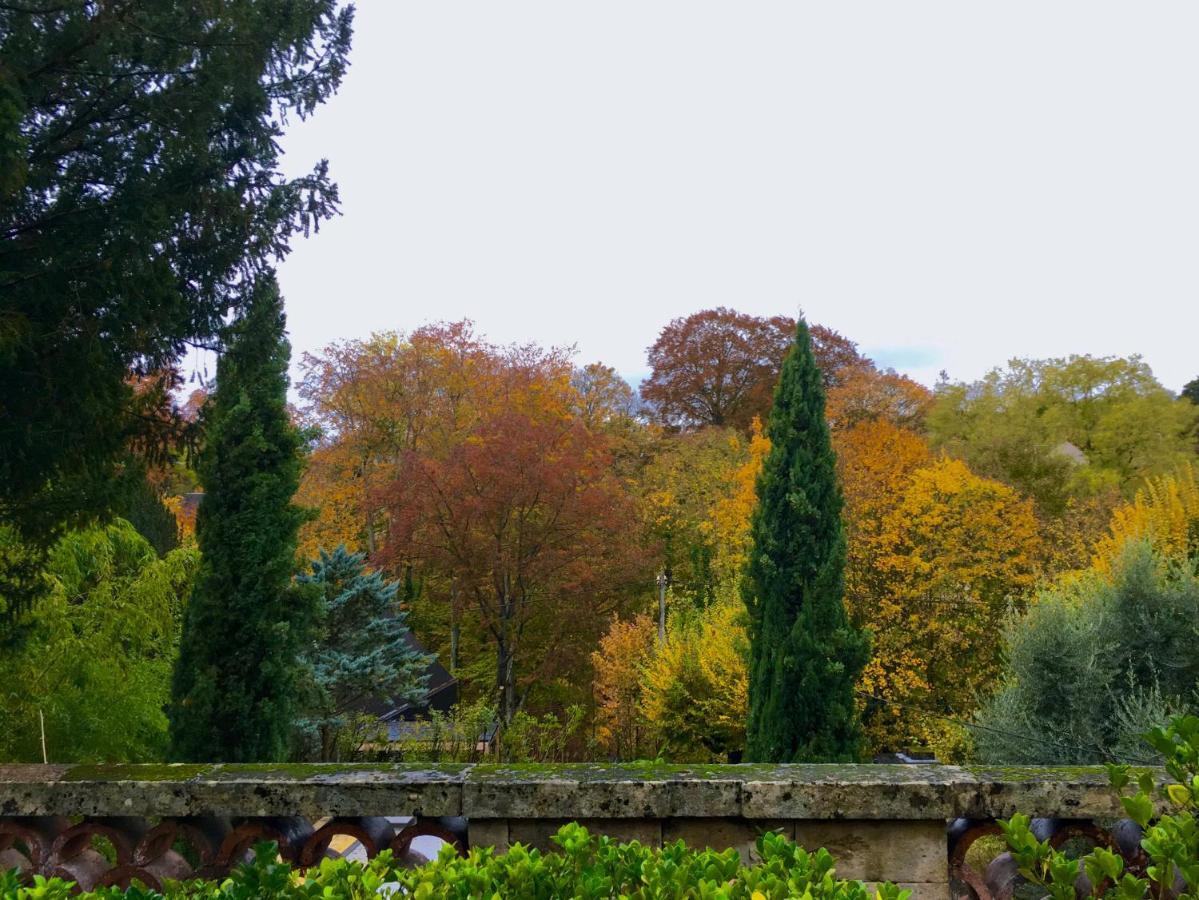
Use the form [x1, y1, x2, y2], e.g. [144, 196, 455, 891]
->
[0, 2, 352, 568]
[295, 546, 433, 761]
[743, 318, 869, 762]
[170, 276, 316, 762]
[1183, 377, 1199, 406]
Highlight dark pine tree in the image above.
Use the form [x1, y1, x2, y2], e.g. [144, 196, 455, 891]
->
[743, 318, 869, 762]
[0, 2, 351, 572]
[1183, 377, 1199, 406]
[114, 468, 180, 558]
[170, 275, 316, 762]
[295, 545, 433, 761]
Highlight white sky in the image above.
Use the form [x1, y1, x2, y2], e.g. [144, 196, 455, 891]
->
[266, 1, 1199, 392]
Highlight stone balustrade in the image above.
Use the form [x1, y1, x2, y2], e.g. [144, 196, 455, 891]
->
[0, 762, 1166, 897]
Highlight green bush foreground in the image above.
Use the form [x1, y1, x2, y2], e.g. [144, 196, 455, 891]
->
[1, 825, 906, 900]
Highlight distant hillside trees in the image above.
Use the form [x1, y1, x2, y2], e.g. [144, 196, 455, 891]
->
[929, 356, 1199, 514]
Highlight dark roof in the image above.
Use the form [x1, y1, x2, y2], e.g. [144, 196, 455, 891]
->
[353, 631, 457, 721]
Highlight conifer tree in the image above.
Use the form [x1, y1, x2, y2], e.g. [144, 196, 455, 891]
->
[743, 319, 869, 762]
[295, 546, 433, 761]
[170, 275, 316, 762]
[1184, 377, 1199, 406]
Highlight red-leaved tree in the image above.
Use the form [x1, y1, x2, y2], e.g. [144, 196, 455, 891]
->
[377, 410, 649, 724]
[641, 308, 869, 429]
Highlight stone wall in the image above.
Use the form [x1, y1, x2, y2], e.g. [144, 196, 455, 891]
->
[0, 762, 1166, 897]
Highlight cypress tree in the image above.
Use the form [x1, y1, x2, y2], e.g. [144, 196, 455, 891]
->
[743, 318, 869, 762]
[169, 275, 316, 762]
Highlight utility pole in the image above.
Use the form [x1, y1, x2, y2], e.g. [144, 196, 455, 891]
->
[656, 571, 668, 644]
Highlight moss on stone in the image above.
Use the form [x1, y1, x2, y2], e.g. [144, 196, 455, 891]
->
[204, 762, 473, 780]
[963, 765, 1160, 783]
[61, 764, 215, 782]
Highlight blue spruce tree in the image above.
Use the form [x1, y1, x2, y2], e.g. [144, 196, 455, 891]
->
[296, 546, 432, 761]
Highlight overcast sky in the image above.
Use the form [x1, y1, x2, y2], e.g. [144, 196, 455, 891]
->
[259, 1, 1199, 392]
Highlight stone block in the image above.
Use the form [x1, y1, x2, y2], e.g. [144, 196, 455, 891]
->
[663, 818, 793, 863]
[462, 764, 741, 819]
[467, 818, 508, 852]
[740, 765, 965, 820]
[507, 817, 661, 851]
[793, 819, 946, 884]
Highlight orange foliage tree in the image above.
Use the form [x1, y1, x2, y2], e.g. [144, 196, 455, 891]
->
[296, 322, 499, 558]
[826, 367, 933, 433]
[366, 342, 653, 724]
[591, 613, 657, 760]
[858, 457, 1041, 757]
[834, 417, 1044, 757]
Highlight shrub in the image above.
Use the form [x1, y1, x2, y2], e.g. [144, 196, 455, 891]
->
[975, 540, 1199, 764]
[1000, 714, 1199, 900]
[0, 825, 908, 900]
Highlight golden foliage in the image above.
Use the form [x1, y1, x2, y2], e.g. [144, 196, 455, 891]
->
[837, 428, 1042, 759]
[710, 417, 770, 585]
[591, 613, 657, 760]
[640, 596, 749, 760]
[1094, 462, 1199, 572]
[295, 444, 365, 560]
[162, 494, 197, 542]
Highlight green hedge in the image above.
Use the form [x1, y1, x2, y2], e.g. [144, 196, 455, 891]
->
[1, 824, 907, 899]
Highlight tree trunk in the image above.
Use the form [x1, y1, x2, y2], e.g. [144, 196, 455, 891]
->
[495, 573, 517, 724]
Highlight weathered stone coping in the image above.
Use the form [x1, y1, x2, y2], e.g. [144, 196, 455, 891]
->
[0, 763, 1166, 821]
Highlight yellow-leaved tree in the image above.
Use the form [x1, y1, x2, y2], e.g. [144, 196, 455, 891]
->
[864, 457, 1042, 757]
[709, 417, 770, 587]
[1094, 463, 1199, 572]
[591, 613, 657, 761]
[639, 595, 749, 761]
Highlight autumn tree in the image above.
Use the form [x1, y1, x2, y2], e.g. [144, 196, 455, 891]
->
[592, 614, 658, 760]
[835, 419, 933, 617]
[0, 1, 351, 568]
[929, 356, 1199, 514]
[170, 277, 316, 763]
[1094, 463, 1199, 572]
[744, 319, 869, 762]
[826, 367, 933, 433]
[572, 363, 640, 429]
[641, 596, 750, 761]
[378, 385, 650, 725]
[855, 458, 1041, 757]
[642, 308, 869, 430]
[295, 323, 497, 558]
[709, 418, 771, 587]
